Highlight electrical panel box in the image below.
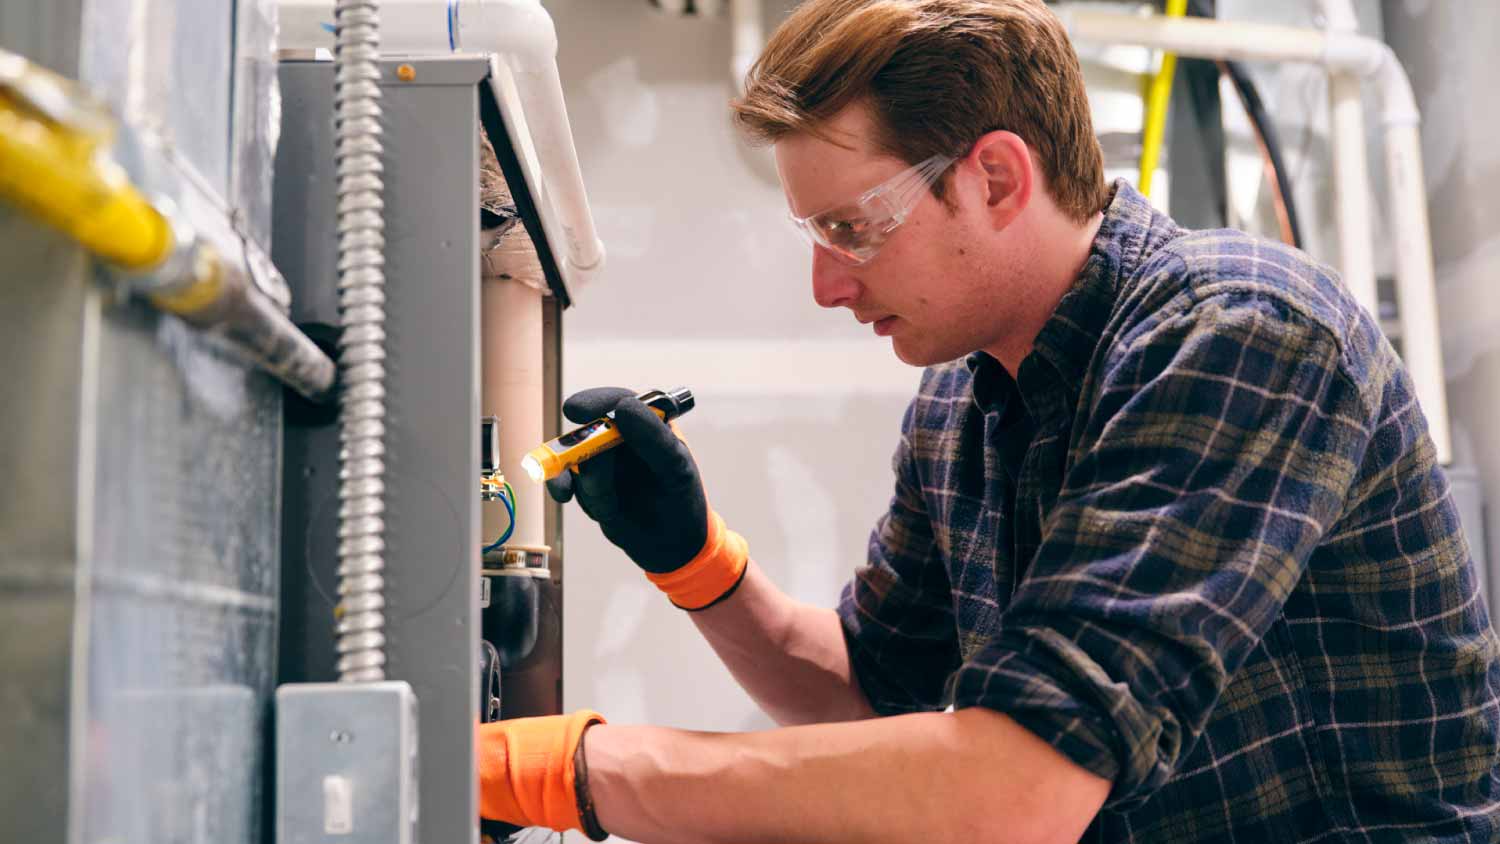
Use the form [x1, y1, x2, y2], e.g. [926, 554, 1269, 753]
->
[276, 682, 419, 844]
[274, 56, 486, 844]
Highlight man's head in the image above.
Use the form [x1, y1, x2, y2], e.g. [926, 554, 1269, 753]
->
[732, 0, 1109, 367]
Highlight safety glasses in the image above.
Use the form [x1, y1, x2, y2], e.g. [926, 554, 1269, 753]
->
[786, 153, 957, 265]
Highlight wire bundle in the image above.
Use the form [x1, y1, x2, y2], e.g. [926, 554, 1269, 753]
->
[482, 479, 517, 555]
[1184, 0, 1304, 249]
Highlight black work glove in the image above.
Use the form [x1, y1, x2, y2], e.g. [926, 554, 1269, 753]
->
[546, 387, 709, 574]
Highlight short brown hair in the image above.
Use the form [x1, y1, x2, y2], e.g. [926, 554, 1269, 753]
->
[732, 0, 1108, 222]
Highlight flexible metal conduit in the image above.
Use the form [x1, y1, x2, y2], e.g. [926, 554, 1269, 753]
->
[333, 0, 391, 683]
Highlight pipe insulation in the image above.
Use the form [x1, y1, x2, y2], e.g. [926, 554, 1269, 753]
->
[332, 0, 391, 683]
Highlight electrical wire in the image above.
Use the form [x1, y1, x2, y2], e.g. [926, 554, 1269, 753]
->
[1183, 0, 1304, 249]
[1216, 59, 1303, 248]
[483, 485, 516, 554]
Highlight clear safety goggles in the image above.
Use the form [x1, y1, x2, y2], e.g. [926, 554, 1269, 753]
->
[786, 153, 957, 265]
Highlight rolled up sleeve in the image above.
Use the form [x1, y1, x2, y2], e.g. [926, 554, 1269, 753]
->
[951, 293, 1371, 806]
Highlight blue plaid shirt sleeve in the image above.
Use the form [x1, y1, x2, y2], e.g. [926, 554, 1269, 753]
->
[950, 290, 1373, 806]
[839, 392, 961, 715]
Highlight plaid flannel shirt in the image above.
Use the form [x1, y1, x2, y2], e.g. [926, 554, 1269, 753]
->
[838, 180, 1500, 841]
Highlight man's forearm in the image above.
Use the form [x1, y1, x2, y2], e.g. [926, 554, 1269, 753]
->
[584, 707, 1111, 844]
[689, 559, 876, 725]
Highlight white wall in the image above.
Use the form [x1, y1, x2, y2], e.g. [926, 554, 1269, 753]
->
[549, 0, 921, 756]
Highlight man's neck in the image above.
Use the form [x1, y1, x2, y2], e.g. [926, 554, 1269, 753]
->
[983, 209, 1106, 374]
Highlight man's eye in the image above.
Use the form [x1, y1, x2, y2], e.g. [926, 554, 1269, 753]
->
[826, 219, 871, 239]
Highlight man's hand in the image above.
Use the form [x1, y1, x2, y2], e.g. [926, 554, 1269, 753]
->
[548, 387, 748, 609]
[477, 711, 606, 836]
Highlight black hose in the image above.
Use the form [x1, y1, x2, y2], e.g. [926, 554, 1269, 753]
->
[1183, 0, 1305, 249]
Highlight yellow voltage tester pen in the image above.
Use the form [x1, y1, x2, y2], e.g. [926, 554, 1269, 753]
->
[519, 387, 695, 483]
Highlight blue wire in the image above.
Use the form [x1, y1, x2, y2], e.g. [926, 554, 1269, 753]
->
[482, 487, 515, 554]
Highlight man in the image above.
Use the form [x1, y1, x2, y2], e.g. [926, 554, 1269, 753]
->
[478, 1, 1500, 841]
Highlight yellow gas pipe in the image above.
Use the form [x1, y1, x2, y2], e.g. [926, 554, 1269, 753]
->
[1137, 0, 1189, 200]
[0, 53, 172, 270]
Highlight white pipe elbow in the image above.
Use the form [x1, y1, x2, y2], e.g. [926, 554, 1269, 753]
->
[1322, 32, 1420, 127]
[1371, 42, 1421, 128]
[464, 0, 606, 277]
[460, 0, 556, 61]
[1315, 0, 1361, 33]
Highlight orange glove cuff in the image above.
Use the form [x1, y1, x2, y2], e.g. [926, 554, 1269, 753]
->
[645, 510, 749, 610]
[478, 710, 605, 832]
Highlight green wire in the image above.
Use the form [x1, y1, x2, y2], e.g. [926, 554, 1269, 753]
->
[481, 480, 520, 555]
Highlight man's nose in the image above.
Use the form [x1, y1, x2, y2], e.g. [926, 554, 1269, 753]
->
[811, 246, 860, 309]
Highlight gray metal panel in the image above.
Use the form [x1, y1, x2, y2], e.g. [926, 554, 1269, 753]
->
[80, 0, 235, 203]
[275, 56, 484, 844]
[0, 0, 84, 76]
[1, 183, 283, 844]
[81, 300, 282, 844]
[1, 5, 285, 844]
[0, 211, 91, 844]
[2, 4, 285, 837]
[231, 0, 283, 248]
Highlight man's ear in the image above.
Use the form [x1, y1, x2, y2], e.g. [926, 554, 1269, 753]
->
[967, 130, 1033, 231]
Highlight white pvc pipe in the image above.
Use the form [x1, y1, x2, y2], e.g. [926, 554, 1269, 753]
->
[277, 0, 607, 286]
[1058, 10, 1417, 122]
[1327, 72, 1378, 312]
[1350, 51, 1447, 461]
[279, 0, 459, 51]
[729, 0, 763, 96]
[1060, 11, 1328, 66]
[1059, 8, 1452, 464]
[1319, 0, 1377, 313]
[1386, 124, 1451, 464]
[464, 0, 606, 279]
